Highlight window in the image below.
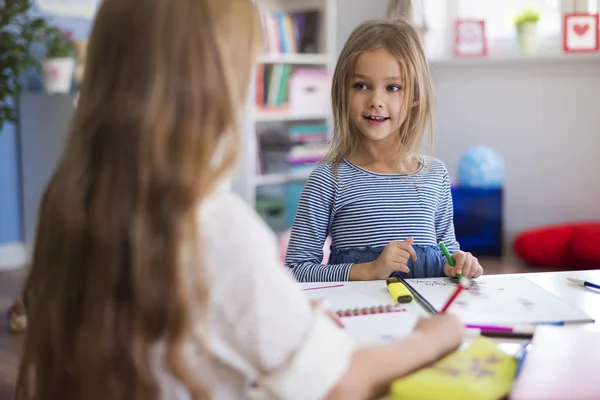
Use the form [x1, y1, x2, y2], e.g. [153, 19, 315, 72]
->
[457, 0, 561, 39]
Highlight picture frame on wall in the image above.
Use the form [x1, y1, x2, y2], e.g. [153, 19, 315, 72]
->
[563, 13, 599, 53]
[453, 19, 487, 57]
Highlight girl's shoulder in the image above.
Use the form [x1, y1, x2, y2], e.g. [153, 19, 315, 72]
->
[420, 156, 450, 177]
[305, 162, 344, 187]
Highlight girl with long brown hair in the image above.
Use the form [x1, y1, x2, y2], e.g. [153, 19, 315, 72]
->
[15, 1, 465, 399]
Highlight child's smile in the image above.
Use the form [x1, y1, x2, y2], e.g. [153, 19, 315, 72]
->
[363, 114, 390, 125]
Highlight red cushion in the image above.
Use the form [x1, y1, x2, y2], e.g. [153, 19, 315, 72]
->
[513, 222, 600, 269]
[569, 225, 600, 267]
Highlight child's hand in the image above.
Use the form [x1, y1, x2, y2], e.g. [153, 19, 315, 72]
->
[370, 237, 417, 280]
[443, 250, 483, 279]
[413, 314, 464, 357]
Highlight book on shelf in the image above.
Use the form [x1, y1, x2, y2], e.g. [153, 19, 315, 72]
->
[257, 123, 329, 179]
[256, 64, 294, 108]
[256, 66, 329, 111]
[259, 10, 320, 54]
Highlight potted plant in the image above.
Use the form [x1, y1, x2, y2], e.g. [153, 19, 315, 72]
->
[514, 9, 540, 56]
[39, 26, 77, 94]
[0, 0, 48, 132]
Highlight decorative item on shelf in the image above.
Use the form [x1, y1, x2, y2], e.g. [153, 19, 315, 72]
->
[288, 69, 330, 114]
[562, 13, 599, 53]
[514, 9, 540, 56]
[39, 26, 77, 94]
[453, 19, 487, 57]
[0, 0, 48, 132]
[457, 145, 505, 189]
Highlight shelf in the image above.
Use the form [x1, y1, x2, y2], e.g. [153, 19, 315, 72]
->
[428, 52, 600, 68]
[255, 109, 329, 122]
[254, 172, 312, 186]
[258, 53, 330, 65]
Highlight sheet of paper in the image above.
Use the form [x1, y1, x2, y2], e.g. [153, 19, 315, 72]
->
[406, 277, 594, 325]
[341, 312, 419, 347]
[303, 285, 419, 346]
[303, 285, 385, 311]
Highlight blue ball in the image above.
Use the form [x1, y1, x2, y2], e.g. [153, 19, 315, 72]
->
[457, 146, 505, 188]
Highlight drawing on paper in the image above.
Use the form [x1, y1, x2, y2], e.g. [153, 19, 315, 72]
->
[430, 353, 500, 379]
[406, 276, 594, 325]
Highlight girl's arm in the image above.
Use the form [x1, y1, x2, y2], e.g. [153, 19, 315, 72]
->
[326, 314, 464, 400]
[285, 166, 353, 282]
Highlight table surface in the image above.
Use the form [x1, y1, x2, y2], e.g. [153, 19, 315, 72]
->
[301, 270, 600, 399]
[299, 269, 600, 336]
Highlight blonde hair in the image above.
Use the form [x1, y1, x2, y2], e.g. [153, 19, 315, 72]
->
[16, 0, 260, 399]
[327, 17, 434, 166]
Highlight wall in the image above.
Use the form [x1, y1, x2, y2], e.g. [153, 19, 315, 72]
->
[431, 56, 600, 251]
[336, 0, 388, 53]
[0, 11, 93, 269]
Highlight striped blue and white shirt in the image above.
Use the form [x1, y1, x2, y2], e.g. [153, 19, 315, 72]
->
[285, 157, 460, 282]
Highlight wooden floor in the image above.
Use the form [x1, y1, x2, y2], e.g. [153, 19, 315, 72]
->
[0, 269, 25, 400]
[0, 258, 559, 399]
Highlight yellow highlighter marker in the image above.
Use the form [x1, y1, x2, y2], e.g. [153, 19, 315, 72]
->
[386, 277, 413, 303]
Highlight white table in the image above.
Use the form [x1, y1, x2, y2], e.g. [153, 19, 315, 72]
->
[299, 270, 600, 346]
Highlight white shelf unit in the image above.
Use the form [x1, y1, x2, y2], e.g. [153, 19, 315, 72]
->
[234, 0, 337, 212]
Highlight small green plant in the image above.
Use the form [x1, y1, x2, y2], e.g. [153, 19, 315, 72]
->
[0, 0, 49, 132]
[514, 9, 540, 26]
[40, 26, 76, 58]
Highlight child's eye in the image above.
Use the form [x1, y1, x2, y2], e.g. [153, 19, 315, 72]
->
[387, 85, 402, 92]
[353, 82, 368, 90]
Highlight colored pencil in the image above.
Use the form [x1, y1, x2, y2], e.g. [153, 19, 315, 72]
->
[567, 277, 600, 291]
[464, 324, 535, 334]
[398, 277, 438, 314]
[303, 284, 344, 291]
[440, 282, 465, 313]
[514, 340, 532, 378]
[439, 241, 464, 282]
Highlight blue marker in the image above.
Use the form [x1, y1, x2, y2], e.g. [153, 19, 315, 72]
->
[542, 321, 565, 326]
[514, 340, 531, 379]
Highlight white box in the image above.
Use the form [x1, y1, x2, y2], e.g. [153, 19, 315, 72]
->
[288, 69, 330, 114]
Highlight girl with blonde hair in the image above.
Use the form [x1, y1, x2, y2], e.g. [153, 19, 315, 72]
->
[286, 18, 484, 283]
[15, 2, 465, 399]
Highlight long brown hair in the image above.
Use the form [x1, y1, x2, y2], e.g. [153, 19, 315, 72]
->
[327, 18, 435, 166]
[15, 0, 260, 399]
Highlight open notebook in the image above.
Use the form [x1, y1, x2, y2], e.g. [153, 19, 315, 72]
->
[303, 284, 420, 346]
[404, 276, 594, 325]
[302, 276, 594, 346]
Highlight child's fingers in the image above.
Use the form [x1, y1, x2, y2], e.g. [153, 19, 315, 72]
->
[390, 260, 410, 273]
[443, 263, 456, 277]
[461, 255, 474, 278]
[452, 250, 466, 274]
[395, 240, 417, 261]
[471, 261, 484, 278]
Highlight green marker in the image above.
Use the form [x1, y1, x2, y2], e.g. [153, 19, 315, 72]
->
[439, 242, 464, 281]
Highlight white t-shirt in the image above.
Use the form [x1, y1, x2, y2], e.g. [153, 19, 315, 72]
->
[153, 186, 356, 399]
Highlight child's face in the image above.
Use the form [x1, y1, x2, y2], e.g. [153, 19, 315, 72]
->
[348, 49, 406, 146]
